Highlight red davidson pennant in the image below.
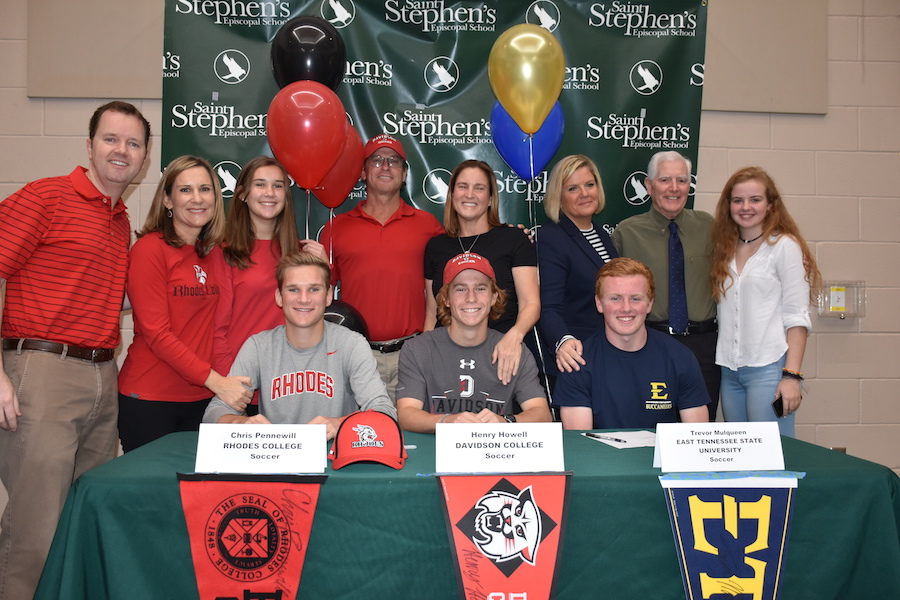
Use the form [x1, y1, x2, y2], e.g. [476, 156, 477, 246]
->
[438, 474, 571, 600]
[178, 474, 326, 600]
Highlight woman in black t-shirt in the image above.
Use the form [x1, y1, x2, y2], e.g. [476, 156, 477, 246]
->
[424, 160, 540, 385]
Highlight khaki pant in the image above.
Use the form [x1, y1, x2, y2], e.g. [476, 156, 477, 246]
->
[372, 349, 400, 405]
[0, 349, 119, 600]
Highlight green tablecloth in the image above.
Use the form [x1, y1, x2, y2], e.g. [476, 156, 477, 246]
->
[36, 431, 900, 599]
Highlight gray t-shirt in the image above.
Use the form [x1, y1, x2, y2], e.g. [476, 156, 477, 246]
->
[397, 328, 545, 416]
[203, 322, 396, 424]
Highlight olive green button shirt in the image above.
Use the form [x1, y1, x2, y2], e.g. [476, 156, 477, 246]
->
[612, 206, 716, 323]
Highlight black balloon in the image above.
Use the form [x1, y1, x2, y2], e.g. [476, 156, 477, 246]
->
[324, 300, 370, 340]
[271, 16, 346, 90]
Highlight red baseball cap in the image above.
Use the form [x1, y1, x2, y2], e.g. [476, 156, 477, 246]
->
[328, 410, 407, 470]
[443, 252, 496, 285]
[364, 134, 406, 160]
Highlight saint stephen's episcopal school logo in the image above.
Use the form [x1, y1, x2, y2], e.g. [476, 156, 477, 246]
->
[456, 478, 557, 576]
[204, 493, 291, 582]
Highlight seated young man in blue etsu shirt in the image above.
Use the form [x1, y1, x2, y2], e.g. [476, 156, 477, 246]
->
[554, 257, 710, 429]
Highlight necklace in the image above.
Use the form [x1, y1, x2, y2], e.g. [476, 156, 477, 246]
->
[739, 232, 763, 244]
[458, 233, 481, 255]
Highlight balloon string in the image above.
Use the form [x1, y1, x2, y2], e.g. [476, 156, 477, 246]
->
[528, 134, 535, 180]
[531, 226, 553, 407]
[526, 142, 546, 398]
[528, 134, 536, 229]
[305, 190, 311, 240]
[528, 181, 535, 231]
[329, 207, 337, 301]
[328, 208, 334, 264]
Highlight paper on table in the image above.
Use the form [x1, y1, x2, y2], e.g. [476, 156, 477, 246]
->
[581, 430, 656, 449]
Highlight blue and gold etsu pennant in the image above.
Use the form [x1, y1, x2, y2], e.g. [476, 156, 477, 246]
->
[661, 477, 798, 600]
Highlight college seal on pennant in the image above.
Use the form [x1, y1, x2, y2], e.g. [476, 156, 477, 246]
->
[205, 494, 291, 581]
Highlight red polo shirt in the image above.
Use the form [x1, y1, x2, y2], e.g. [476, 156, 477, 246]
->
[320, 200, 443, 342]
[0, 167, 130, 348]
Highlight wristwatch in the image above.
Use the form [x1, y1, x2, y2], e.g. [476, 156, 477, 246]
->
[504, 414, 517, 423]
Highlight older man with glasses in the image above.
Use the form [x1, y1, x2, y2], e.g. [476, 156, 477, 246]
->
[612, 151, 719, 420]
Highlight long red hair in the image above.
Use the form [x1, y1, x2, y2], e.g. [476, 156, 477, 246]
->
[710, 166, 821, 301]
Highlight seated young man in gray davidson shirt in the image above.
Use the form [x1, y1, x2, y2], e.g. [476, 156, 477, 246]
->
[397, 252, 550, 433]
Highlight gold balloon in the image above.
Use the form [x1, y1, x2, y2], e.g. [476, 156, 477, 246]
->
[488, 24, 566, 134]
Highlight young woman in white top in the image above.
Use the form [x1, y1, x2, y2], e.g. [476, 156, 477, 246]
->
[711, 167, 821, 436]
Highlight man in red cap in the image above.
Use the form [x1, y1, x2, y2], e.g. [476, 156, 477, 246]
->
[320, 134, 443, 404]
[396, 253, 551, 432]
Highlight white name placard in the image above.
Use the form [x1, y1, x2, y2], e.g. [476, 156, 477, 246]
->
[435, 422, 564, 473]
[654, 422, 784, 473]
[194, 423, 326, 474]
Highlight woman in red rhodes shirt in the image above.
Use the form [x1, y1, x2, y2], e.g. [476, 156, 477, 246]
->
[118, 155, 251, 452]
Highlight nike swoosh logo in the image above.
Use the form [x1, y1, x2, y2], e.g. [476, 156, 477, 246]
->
[327, 351, 338, 356]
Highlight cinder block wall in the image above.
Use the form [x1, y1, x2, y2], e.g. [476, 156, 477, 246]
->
[1, 1, 897, 472]
[693, 0, 900, 471]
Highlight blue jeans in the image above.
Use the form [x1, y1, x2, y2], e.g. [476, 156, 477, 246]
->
[720, 354, 794, 437]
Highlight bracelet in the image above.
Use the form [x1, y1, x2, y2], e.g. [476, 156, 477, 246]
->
[437, 413, 449, 423]
[782, 369, 804, 381]
[555, 335, 575, 353]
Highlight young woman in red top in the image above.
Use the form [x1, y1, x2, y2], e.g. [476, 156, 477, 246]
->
[211, 158, 326, 407]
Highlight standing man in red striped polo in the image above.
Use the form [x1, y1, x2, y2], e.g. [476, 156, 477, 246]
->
[0, 101, 150, 599]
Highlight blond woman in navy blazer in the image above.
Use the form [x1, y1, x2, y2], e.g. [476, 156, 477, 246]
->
[537, 155, 618, 376]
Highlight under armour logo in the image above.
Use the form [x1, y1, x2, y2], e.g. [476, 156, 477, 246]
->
[459, 359, 475, 370]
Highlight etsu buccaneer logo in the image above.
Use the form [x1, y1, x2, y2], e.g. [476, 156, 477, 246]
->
[351, 424, 384, 448]
[456, 479, 557, 576]
[204, 494, 291, 581]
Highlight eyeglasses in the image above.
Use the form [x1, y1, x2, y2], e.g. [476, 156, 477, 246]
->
[368, 155, 404, 169]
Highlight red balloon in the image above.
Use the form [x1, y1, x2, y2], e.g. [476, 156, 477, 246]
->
[314, 124, 363, 209]
[266, 81, 346, 189]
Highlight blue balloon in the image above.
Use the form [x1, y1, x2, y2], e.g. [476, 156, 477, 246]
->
[491, 101, 564, 180]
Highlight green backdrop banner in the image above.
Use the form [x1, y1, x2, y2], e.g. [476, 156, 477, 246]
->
[162, 0, 707, 236]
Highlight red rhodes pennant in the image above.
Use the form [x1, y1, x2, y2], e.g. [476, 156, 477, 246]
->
[178, 474, 327, 600]
[438, 474, 571, 600]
